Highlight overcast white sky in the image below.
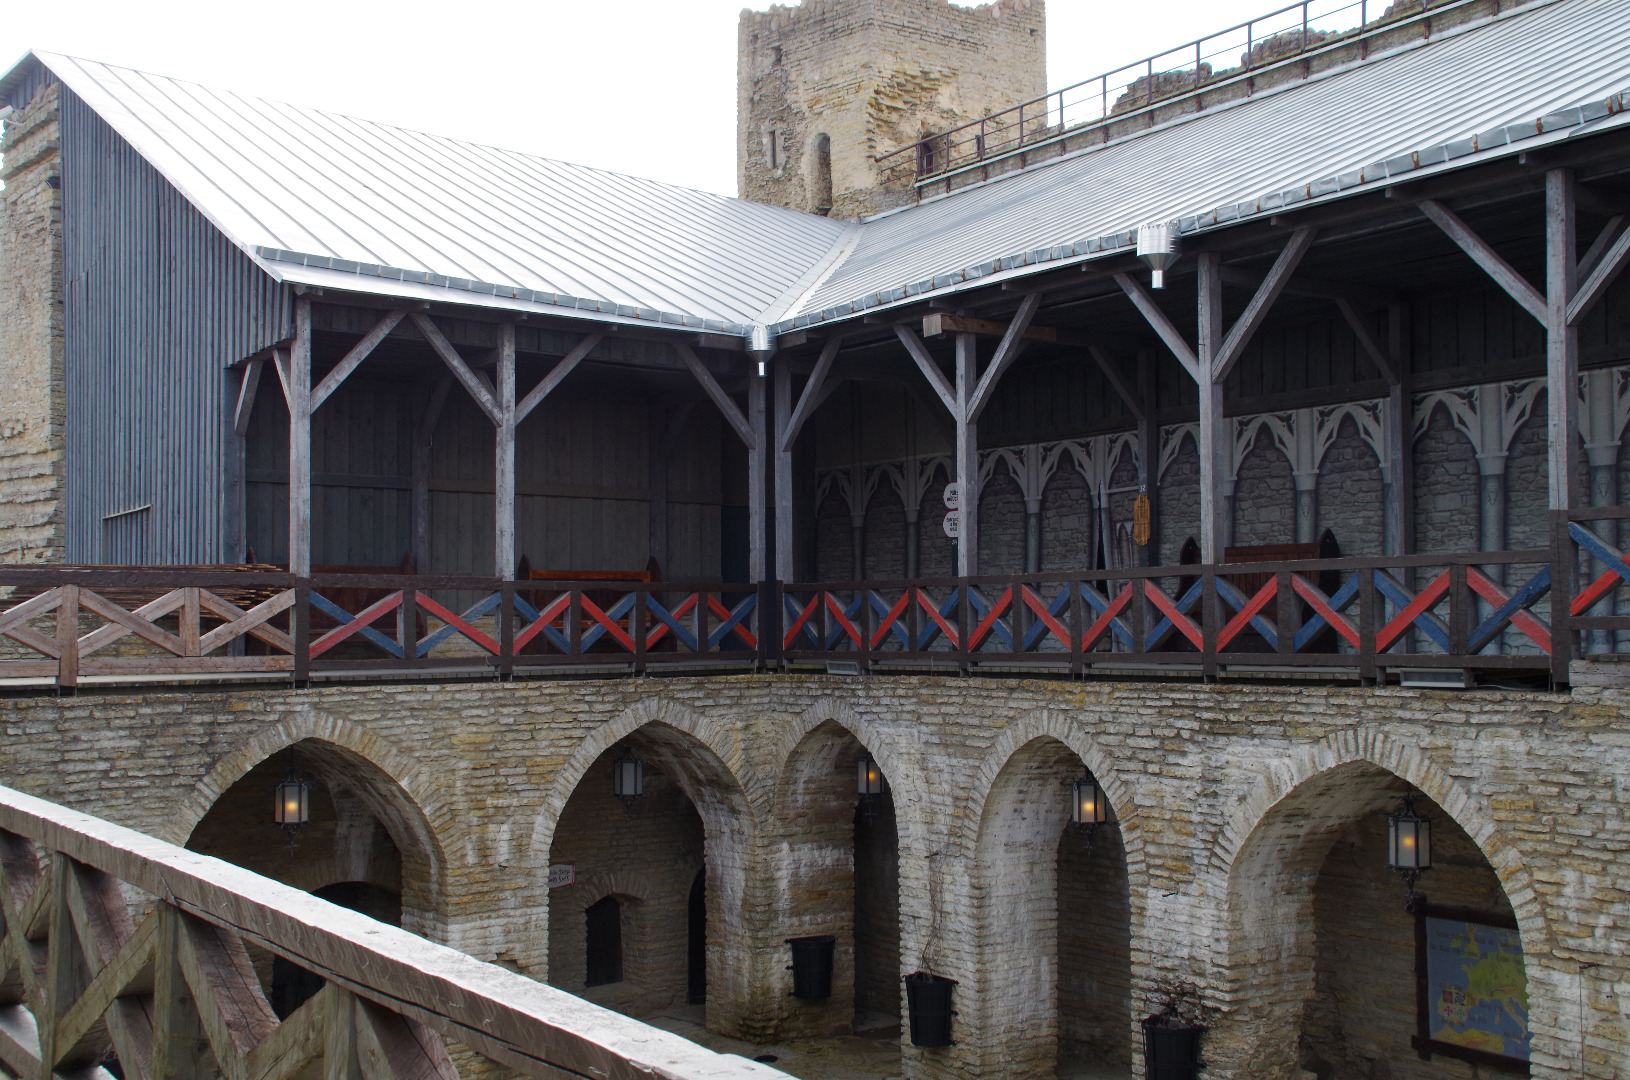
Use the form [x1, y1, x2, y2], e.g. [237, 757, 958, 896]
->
[2, 0, 1274, 197]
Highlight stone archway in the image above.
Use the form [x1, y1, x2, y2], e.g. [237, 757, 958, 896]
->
[185, 736, 444, 941]
[770, 717, 904, 1040]
[1212, 754, 1538, 1080]
[185, 736, 444, 1020]
[534, 703, 759, 1039]
[960, 734, 1133, 1080]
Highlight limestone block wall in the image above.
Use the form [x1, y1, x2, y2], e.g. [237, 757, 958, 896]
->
[0, 675, 1626, 1079]
[0, 83, 67, 563]
[738, 0, 1045, 217]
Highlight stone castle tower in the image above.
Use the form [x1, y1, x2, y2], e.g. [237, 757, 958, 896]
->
[738, 0, 1045, 219]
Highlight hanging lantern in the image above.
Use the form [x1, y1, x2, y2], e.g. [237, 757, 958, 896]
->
[1071, 775, 1108, 827]
[612, 749, 645, 810]
[856, 755, 884, 797]
[1387, 794, 1433, 899]
[273, 769, 310, 827]
[273, 767, 311, 851]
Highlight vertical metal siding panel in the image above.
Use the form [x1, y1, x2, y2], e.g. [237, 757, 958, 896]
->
[59, 87, 285, 564]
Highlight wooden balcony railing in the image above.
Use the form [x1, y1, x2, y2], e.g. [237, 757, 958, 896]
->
[0, 510, 1624, 689]
[0, 783, 788, 1080]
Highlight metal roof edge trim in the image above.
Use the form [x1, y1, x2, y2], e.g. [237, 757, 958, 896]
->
[0, 49, 43, 104]
[258, 248, 751, 337]
[904, 0, 1540, 197]
[771, 83, 1630, 336]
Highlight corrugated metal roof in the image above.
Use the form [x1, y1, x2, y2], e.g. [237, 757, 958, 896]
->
[25, 51, 849, 334]
[785, 0, 1630, 327]
[6, 0, 1626, 341]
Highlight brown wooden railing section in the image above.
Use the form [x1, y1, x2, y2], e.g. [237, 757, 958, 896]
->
[0, 784, 789, 1080]
[0, 511, 1624, 689]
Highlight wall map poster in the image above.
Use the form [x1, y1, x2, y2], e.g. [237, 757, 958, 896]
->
[1421, 915, 1531, 1065]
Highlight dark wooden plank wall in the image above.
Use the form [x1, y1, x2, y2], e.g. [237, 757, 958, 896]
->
[59, 86, 287, 564]
[246, 382, 725, 579]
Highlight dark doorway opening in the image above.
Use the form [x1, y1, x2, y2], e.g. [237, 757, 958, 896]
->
[271, 881, 401, 1018]
[687, 870, 707, 1004]
[585, 895, 624, 987]
[853, 792, 901, 1028]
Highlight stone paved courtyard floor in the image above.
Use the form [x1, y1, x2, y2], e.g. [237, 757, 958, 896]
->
[639, 1005, 1128, 1079]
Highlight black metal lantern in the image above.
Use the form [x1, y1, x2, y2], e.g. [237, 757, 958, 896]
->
[856, 755, 884, 797]
[1071, 774, 1108, 827]
[273, 768, 310, 848]
[612, 749, 645, 810]
[1387, 794, 1433, 898]
[856, 754, 885, 825]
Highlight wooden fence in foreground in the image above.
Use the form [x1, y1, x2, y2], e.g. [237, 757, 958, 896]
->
[0, 784, 787, 1080]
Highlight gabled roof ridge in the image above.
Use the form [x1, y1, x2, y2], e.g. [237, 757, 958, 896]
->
[23, 49, 809, 210]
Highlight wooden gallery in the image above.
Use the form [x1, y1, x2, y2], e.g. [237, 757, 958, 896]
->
[0, 2, 1628, 1080]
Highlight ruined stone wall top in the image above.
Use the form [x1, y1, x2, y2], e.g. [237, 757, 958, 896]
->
[0, 82, 67, 563]
[738, 0, 1044, 219]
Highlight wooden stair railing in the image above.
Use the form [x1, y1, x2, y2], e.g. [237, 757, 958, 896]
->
[0, 784, 787, 1080]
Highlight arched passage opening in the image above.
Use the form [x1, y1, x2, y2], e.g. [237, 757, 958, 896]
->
[544, 723, 752, 1027]
[186, 739, 440, 1015]
[972, 737, 1131, 1079]
[776, 719, 902, 1039]
[1220, 762, 1531, 1080]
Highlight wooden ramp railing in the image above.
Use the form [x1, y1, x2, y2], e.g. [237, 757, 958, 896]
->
[0, 784, 787, 1080]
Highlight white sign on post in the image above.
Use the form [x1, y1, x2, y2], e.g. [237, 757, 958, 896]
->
[942, 482, 961, 510]
[942, 510, 961, 539]
[548, 863, 577, 889]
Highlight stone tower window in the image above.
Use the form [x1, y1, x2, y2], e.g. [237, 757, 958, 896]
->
[584, 895, 623, 986]
[812, 134, 833, 215]
[766, 128, 783, 173]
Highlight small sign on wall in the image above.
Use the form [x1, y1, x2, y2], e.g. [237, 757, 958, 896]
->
[548, 863, 576, 889]
[942, 510, 961, 539]
[942, 482, 961, 509]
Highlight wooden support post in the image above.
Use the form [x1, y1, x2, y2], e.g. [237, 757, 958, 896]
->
[1196, 253, 1227, 564]
[495, 323, 517, 580]
[748, 376, 767, 583]
[325, 986, 360, 1080]
[1136, 350, 1159, 566]
[151, 906, 211, 1080]
[56, 584, 78, 690]
[287, 298, 313, 577]
[41, 861, 75, 1074]
[774, 362, 794, 583]
[954, 333, 979, 577]
[1546, 168, 1581, 512]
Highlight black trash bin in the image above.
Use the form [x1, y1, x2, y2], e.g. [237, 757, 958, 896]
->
[1141, 1015, 1203, 1080]
[786, 935, 836, 1000]
[903, 971, 957, 1047]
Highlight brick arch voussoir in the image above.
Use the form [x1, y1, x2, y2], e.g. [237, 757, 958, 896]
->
[180, 708, 454, 875]
[562, 868, 674, 915]
[527, 696, 763, 869]
[961, 709, 1145, 877]
[1211, 726, 1548, 956]
[769, 697, 927, 851]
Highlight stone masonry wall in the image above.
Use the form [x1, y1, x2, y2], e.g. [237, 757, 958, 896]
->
[0, 675, 1625, 1079]
[738, 0, 1044, 217]
[545, 743, 705, 1015]
[0, 83, 67, 562]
